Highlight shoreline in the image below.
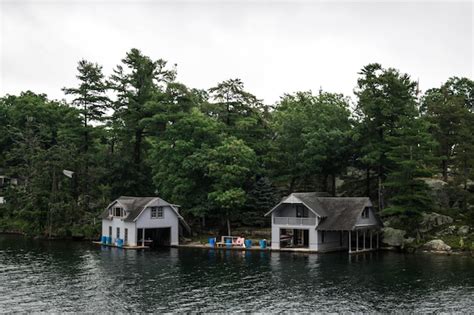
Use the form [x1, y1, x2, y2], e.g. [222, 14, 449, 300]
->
[1, 232, 473, 257]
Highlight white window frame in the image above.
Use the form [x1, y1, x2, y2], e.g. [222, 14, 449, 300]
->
[151, 206, 164, 219]
[362, 208, 370, 219]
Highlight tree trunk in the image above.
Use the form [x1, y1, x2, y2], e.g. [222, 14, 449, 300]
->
[322, 174, 328, 193]
[331, 173, 336, 196]
[134, 128, 143, 165]
[366, 167, 371, 196]
[378, 169, 384, 210]
[226, 216, 231, 236]
[442, 159, 448, 182]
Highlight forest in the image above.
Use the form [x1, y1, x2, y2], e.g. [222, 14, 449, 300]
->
[0, 48, 473, 239]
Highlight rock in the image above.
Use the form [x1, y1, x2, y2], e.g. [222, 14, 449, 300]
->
[457, 226, 470, 236]
[422, 239, 451, 252]
[420, 178, 450, 209]
[404, 237, 415, 245]
[420, 212, 453, 233]
[382, 227, 406, 247]
[436, 225, 456, 236]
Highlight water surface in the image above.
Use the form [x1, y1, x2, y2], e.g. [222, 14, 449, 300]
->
[0, 235, 473, 312]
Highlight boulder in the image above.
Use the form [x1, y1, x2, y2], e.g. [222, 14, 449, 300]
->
[420, 212, 453, 233]
[422, 239, 451, 252]
[457, 226, 470, 236]
[382, 227, 406, 247]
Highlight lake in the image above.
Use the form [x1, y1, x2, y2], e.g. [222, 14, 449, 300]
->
[0, 234, 473, 313]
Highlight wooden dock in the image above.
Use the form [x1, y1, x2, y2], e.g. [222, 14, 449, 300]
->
[178, 244, 270, 252]
[92, 241, 149, 249]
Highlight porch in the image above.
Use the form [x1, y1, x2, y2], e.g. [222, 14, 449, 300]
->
[273, 217, 316, 226]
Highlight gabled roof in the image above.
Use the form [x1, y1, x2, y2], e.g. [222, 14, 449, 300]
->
[266, 192, 379, 231]
[265, 192, 330, 217]
[101, 196, 191, 232]
[315, 197, 372, 231]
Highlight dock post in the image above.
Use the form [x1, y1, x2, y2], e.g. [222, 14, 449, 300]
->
[356, 230, 359, 252]
[142, 228, 145, 247]
[363, 230, 366, 250]
[370, 230, 373, 250]
[348, 231, 351, 253]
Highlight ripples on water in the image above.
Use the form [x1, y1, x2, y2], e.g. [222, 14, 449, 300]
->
[0, 235, 473, 313]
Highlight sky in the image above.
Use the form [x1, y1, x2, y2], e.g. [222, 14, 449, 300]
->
[0, 0, 472, 105]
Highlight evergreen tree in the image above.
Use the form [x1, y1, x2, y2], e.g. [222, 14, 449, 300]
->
[354, 63, 418, 209]
[63, 60, 110, 211]
[384, 117, 437, 219]
[243, 177, 280, 226]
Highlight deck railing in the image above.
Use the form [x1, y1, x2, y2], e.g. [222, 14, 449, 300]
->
[273, 217, 316, 226]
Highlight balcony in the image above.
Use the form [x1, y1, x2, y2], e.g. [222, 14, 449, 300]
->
[273, 217, 316, 226]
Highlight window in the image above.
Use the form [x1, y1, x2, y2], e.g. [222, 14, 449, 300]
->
[116, 227, 120, 239]
[124, 228, 128, 244]
[113, 207, 122, 217]
[109, 226, 112, 237]
[151, 207, 164, 219]
[321, 231, 325, 243]
[362, 207, 370, 219]
[296, 205, 308, 218]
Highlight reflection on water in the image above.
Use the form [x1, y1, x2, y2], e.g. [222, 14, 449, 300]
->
[0, 235, 473, 312]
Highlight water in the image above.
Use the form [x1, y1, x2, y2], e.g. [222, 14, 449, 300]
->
[0, 235, 473, 313]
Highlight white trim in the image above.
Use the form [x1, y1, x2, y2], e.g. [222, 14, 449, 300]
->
[133, 198, 160, 222]
[264, 194, 322, 217]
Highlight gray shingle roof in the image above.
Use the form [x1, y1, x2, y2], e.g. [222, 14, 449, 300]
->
[291, 192, 331, 216]
[315, 197, 373, 231]
[100, 196, 191, 232]
[267, 192, 380, 231]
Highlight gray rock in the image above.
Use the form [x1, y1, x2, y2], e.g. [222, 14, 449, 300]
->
[404, 237, 415, 244]
[457, 226, 470, 236]
[420, 178, 450, 209]
[420, 212, 454, 233]
[436, 225, 457, 236]
[422, 239, 451, 252]
[382, 227, 406, 247]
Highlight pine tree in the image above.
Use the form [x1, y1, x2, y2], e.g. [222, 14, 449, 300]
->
[243, 177, 280, 226]
[384, 116, 437, 219]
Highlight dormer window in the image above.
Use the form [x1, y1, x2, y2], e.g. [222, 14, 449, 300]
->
[362, 207, 370, 219]
[113, 207, 123, 217]
[151, 206, 164, 219]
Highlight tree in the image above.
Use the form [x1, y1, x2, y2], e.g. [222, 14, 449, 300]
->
[149, 109, 222, 221]
[63, 60, 110, 211]
[206, 137, 257, 235]
[383, 116, 437, 221]
[206, 79, 272, 160]
[243, 176, 279, 226]
[422, 77, 474, 182]
[271, 90, 352, 194]
[108, 48, 177, 195]
[354, 63, 419, 209]
[1, 92, 82, 237]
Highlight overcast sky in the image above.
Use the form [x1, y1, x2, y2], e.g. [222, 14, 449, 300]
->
[0, 0, 472, 104]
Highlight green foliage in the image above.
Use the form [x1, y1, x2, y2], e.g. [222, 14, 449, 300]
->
[383, 117, 437, 217]
[271, 90, 352, 193]
[1, 54, 472, 238]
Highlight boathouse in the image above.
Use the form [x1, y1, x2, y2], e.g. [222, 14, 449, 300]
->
[101, 196, 190, 247]
[265, 192, 383, 253]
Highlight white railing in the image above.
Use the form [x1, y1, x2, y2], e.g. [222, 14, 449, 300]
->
[273, 217, 316, 226]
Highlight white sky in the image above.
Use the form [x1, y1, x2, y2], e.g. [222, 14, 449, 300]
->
[0, 0, 473, 104]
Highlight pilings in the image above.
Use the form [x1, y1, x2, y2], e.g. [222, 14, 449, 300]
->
[348, 229, 380, 254]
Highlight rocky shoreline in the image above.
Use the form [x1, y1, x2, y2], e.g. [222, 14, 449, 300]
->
[381, 212, 473, 256]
